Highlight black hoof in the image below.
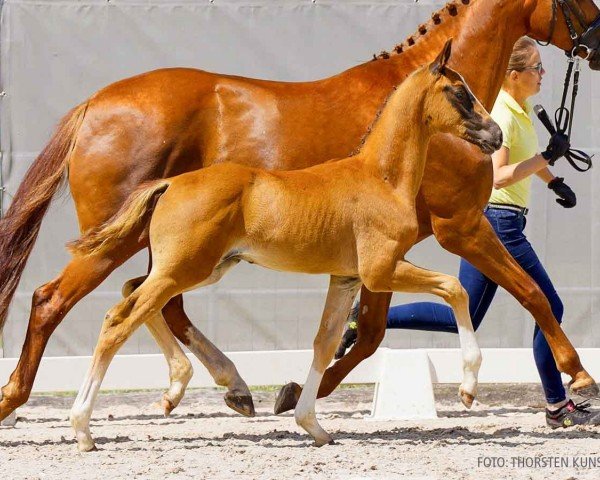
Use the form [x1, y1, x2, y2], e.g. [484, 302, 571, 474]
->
[224, 392, 256, 417]
[570, 382, 600, 399]
[274, 382, 302, 415]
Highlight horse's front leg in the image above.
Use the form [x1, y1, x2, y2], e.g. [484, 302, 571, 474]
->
[433, 211, 597, 397]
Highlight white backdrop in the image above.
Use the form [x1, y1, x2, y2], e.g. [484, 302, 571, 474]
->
[0, 0, 599, 358]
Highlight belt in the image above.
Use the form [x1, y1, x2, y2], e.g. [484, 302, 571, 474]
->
[486, 202, 529, 215]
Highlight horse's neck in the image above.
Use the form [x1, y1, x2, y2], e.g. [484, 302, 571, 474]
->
[357, 0, 527, 110]
[359, 85, 429, 199]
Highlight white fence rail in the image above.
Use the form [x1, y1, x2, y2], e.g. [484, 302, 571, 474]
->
[2, 348, 600, 393]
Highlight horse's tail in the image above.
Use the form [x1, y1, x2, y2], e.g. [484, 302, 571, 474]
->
[0, 102, 88, 333]
[67, 179, 171, 259]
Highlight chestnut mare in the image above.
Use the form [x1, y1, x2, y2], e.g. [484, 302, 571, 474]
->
[1, 0, 600, 421]
[67, 43, 501, 451]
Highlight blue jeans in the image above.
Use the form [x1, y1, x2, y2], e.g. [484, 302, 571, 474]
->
[388, 207, 566, 403]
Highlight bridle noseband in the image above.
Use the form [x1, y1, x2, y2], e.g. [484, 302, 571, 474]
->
[539, 0, 600, 59]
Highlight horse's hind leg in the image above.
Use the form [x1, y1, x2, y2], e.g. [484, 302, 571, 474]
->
[123, 274, 255, 417]
[0, 245, 139, 421]
[71, 276, 180, 452]
[294, 276, 360, 446]
[163, 296, 255, 416]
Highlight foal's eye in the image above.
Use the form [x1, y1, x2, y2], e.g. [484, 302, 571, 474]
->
[455, 87, 473, 109]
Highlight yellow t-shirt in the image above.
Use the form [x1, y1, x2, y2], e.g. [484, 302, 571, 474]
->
[488, 89, 539, 208]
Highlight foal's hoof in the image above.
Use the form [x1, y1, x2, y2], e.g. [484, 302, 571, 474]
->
[224, 392, 256, 417]
[76, 438, 98, 453]
[569, 378, 600, 399]
[274, 382, 302, 415]
[162, 397, 176, 417]
[313, 437, 335, 447]
[79, 443, 98, 453]
[459, 388, 475, 409]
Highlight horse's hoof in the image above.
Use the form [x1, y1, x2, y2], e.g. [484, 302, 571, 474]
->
[313, 436, 335, 447]
[459, 389, 475, 409]
[224, 392, 255, 417]
[274, 382, 302, 415]
[0, 410, 17, 427]
[569, 379, 600, 399]
[162, 397, 175, 417]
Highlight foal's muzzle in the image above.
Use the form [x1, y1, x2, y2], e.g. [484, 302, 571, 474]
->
[467, 120, 503, 156]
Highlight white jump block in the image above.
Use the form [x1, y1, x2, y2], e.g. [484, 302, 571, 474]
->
[368, 349, 437, 420]
[1, 410, 17, 427]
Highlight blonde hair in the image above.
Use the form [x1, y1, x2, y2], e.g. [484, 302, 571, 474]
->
[506, 37, 538, 73]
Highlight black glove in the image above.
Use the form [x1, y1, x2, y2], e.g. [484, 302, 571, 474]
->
[542, 132, 570, 165]
[548, 177, 576, 208]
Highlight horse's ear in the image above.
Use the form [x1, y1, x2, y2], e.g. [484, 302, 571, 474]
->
[430, 38, 453, 75]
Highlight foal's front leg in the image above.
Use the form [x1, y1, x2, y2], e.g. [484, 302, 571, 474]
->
[294, 276, 361, 446]
[363, 260, 481, 406]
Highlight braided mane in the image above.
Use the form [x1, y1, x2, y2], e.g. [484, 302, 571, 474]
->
[372, 0, 471, 61]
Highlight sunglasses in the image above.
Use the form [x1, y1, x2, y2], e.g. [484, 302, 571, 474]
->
[520, 63, 544, 74]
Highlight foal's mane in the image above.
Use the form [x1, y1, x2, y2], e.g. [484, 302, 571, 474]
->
[371, 0, 472, 61]
[349, 85, 398, 157]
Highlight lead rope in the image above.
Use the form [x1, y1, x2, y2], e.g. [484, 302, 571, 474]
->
[538, 55, 593, 171]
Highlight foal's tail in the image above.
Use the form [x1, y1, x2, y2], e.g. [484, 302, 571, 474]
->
[0, 102, 88, 333]
[68, 180, 171, 258]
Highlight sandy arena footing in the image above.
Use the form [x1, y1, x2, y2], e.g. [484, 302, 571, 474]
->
[1, 384, 600, 479]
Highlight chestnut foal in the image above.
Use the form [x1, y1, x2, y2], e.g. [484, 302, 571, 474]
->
[67, 42, 501, 451]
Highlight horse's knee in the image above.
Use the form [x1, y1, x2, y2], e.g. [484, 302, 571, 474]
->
[520, 283, 551, 316]
[441, 277, 468, 306]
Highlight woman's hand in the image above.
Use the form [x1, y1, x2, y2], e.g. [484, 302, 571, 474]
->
[548, 177, 576, 208]
[542, 133, 570, 165]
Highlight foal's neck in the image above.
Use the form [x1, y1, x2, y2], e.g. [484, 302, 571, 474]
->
[358, 81, 430, 201]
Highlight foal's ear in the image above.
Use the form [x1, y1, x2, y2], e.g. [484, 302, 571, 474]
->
[430, 38, 453, 75]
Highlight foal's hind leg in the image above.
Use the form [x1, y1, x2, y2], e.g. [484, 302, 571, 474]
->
[294, 276, 360, 446]
[71, 276, 180, 452]
[122, 278, 193, 417]
[123, 274, 254, 417]
[363, 260, 481, 407]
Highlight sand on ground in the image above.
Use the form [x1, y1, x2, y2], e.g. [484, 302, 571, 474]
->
[1, 384, 600, 480]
